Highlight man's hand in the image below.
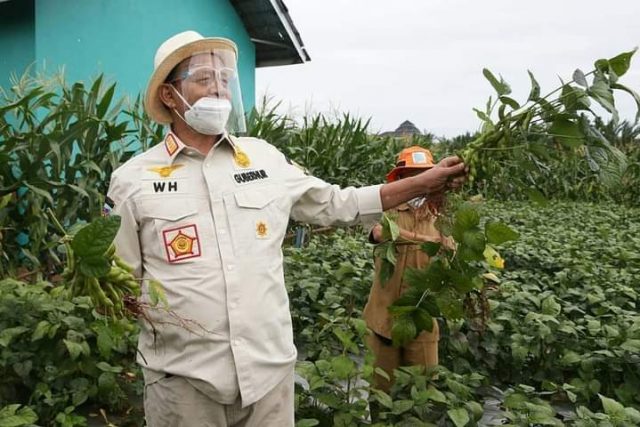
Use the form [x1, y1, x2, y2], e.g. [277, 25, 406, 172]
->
[379, 156, 467, 211]
[413, 156, 467, 195]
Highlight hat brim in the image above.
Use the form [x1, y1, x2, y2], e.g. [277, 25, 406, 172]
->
[386, 165, 434, 182]
[144, 38, 238, 124]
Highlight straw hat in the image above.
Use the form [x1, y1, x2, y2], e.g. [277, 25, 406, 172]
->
[144, 30, 238, 124]
[386, 146, 435, 182]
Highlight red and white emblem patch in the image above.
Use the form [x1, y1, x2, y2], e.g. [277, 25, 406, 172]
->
[162, 224, 201, 263]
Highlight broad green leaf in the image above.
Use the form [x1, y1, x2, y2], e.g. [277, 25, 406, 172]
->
[97, 329, 114, 358]
[620, 339, 640, 352]
[0, 405, 38, 427]
[572, 69, 588, 87]
[599, 394, 625, 417]
[97, 83, 116, 118]
[63, 339, 86, 360]
[0, 327, 29, 347]
[391, 315, 417, 347]
[425, 385, 447, 403]
[526, 188, 548, 206]
[373, 390, 393, 409]
[392, 400, 414, 415]
[483, 68, 511, 96]
[78, 256, 111, 278]
[561, 85, 591, 112]
[413, 308, 434, 333]
[447, 407, 471, 427]
[388, 305, 417, 317]
[608, 48, 637, 77]
[588, 77, 617, 118]
[31, 321, 50, 342]
[485, 222, 519, 245]
[460, 229, 486, 261]
[330, 355, 354, 380]
[98, 372, 117, 393]
[541, 296, 562, 316]
[452, 203, 480, 241]
[420, 241, 441, 256]
[381, 213, 400, 241]
[549, 117, 585, 148]
[71, 215, 121, 258]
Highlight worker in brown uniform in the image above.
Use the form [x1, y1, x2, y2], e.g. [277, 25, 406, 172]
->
[363, 146, 453, 392]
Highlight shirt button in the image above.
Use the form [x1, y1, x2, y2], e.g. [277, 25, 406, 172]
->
[234, 338, 242, 346]
[219, 229, 226, 235]
[229, 301, 237, 309]
[227, 264, 235, 271]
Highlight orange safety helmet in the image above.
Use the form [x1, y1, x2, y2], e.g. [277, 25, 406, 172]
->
[386, 146, 435, 182]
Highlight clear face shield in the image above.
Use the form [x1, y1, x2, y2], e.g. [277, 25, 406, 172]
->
[168, 48, 246, 135]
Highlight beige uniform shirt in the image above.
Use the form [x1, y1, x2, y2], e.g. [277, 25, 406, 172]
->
[107, 132, 382, 407]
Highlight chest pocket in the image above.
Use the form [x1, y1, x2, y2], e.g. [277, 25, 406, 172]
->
[225, 186, 290, 254]
[137, 197, 202, 264]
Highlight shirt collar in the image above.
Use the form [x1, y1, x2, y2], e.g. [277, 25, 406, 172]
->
[164, 131, 238, 164]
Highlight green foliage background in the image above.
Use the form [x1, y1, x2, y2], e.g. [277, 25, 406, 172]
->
[0, 72, 639, 426]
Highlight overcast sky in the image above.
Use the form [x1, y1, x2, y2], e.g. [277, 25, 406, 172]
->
[255, 0, 640, 137]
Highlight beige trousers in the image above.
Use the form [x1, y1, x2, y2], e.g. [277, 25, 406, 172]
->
[143, 370, 294, 427]
[367, 322, 439, 392]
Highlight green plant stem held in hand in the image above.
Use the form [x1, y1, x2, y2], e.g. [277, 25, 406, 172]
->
[460, 48, 639, 186]
[376, 48, 640, 347]
[48, 209, 166, 319]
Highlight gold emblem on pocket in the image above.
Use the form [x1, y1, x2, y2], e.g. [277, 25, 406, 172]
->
[256, 221, 268, 239]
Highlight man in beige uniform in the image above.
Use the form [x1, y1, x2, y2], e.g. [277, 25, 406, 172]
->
[107, 31, 466, 426]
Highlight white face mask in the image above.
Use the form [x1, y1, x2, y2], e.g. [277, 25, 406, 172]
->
[173, 89, 232, 135]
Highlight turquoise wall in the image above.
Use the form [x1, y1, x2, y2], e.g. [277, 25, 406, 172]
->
[0, 0, 35, 91]
[1, 0, 255, 114]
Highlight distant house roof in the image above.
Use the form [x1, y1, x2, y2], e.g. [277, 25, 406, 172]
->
[231, 0, 310, 67]
[381, 120, 422, 138]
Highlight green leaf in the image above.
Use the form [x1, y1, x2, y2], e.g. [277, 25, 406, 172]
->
[599, 394, 625, 417]
[485, 222, 519, 245]
[541, 296, 562, 316]
[391, 315, 417, 347]
[78, 256, 111, 278]
[63, 339, 86, 360]
[460, 229, 486, 261]
[392, 400, 414, 415]
[381, 213, 400, 241]
[447, 407, 471, 427]
[23, 183, 54, 205]
[378, 259, 395, 286]
[425, 385, 447, 403]
[148, 279, 168, 308]
[620, 339, 640, 352]
[31, 321, 51, 342]
[0, 327, 29, 347]
[608, 48, 637, 77]
[71, 215, 121, 258]
[413, 308, 434, 333]
[527, 70, 541, 101]
[572, 69, 588, 87]
[0, 404, 38, 427]
[588, 77, 617, 118]
[295, 420, 320, 427]
[483, 68, 511, 96]
[611, 82, 640, 123]
[549, 117, 585, 148]
[420, 241, 441, 256]
[373, 390, 394, 409]
[97, 83, 116, 118]
[525, 188, 548, 206]
[561, 85, 591, 112]
[96, 361, 123, 373]
[97, 329, 114, 358]
[452, 203, 480, 241]
[330, 355, 354, 380]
